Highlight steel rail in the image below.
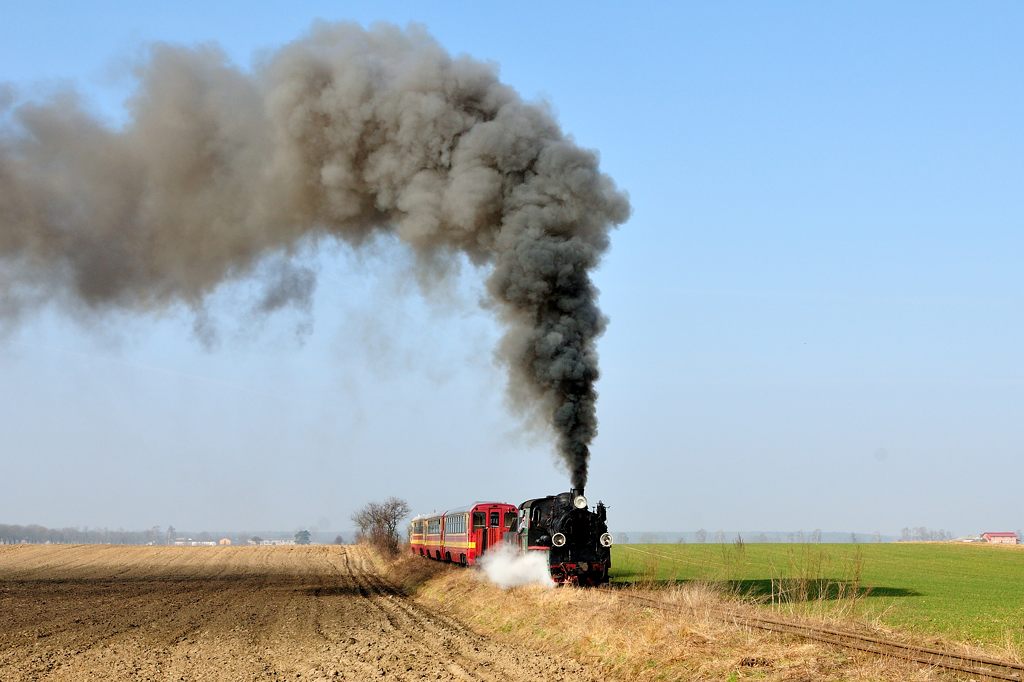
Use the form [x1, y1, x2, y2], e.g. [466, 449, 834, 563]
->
[602, 588, 1024, 681]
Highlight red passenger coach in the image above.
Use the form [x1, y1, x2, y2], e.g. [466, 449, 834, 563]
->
[408, 501, 517, 565]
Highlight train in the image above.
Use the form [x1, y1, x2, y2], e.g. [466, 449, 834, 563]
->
[408, 501, 518, 565]
[408, 490, 612, 585]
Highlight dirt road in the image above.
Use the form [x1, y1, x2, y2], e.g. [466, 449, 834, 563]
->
[0, 544, 599, 681]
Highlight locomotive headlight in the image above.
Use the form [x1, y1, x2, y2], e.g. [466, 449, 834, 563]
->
[599, 533, 613, 547]
[573, 495, 588, 510]
[552, 532, 567, 547]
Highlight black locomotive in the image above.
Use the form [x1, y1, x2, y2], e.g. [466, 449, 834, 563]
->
[504, 489, 612, 585]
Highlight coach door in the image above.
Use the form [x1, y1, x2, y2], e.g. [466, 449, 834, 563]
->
[488, 509, 501, 549]
[474, 511, 487, 554]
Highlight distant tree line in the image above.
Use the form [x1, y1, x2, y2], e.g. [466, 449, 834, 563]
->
[900, 527, 952, 542]
[0, 523, 168, 545]
[899, 527, 952, 542]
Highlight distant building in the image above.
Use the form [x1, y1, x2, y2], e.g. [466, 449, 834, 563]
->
[218, 538, 232, 546]
[981, 532, 1019, 545]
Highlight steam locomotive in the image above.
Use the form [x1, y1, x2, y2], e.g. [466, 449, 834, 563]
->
[504, 490, 612, 586]
[409, 490, 612, 586]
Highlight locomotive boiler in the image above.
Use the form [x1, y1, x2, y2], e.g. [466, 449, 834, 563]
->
[504, 489, 612, 585]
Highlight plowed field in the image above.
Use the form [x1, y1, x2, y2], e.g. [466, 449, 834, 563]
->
[0, 544, 600, 681]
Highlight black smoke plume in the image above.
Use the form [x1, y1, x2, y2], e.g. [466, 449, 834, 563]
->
[0, 23, 630, 490]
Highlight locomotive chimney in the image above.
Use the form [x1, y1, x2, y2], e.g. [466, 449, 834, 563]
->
[570, 489, 588, 510]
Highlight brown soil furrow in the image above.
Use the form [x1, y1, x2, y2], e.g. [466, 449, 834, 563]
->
[337, 549, 460, 680]
[95, 572, 262, 678]
[0, 544, 606, 682]
[349, 548, 600, 682]
[326, 547, 491, 680]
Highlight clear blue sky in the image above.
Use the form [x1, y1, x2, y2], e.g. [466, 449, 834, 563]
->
[1, 1, 1021, 537]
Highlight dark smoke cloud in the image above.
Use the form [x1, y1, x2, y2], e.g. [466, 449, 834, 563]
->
[254, 263, 317, 316]
[0, 22, 630, 490]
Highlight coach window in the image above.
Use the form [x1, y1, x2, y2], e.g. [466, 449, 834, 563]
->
[473, 512, 485, 529]
[505, 512, 516, 528]
[490, 511, 499, 528]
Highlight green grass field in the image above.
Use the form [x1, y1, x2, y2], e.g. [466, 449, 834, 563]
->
[610, 543, 1024, 650]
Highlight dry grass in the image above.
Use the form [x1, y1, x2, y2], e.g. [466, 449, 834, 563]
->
[385, 553, 954, 681]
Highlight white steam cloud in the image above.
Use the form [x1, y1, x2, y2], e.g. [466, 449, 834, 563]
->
[478, 544, 554, 589]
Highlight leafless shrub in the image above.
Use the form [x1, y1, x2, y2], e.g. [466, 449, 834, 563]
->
[351, 497, 411, 556]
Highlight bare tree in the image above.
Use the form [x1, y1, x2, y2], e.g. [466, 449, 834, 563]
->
[900, 526, 951, 542]
[352, 497, 411, 556]
[695, 528, 707, 544]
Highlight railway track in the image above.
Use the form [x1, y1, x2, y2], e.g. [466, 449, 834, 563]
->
[603, 588, 1024, 681]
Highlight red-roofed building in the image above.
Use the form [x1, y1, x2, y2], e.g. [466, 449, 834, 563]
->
[981, 532, 1019, 545]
